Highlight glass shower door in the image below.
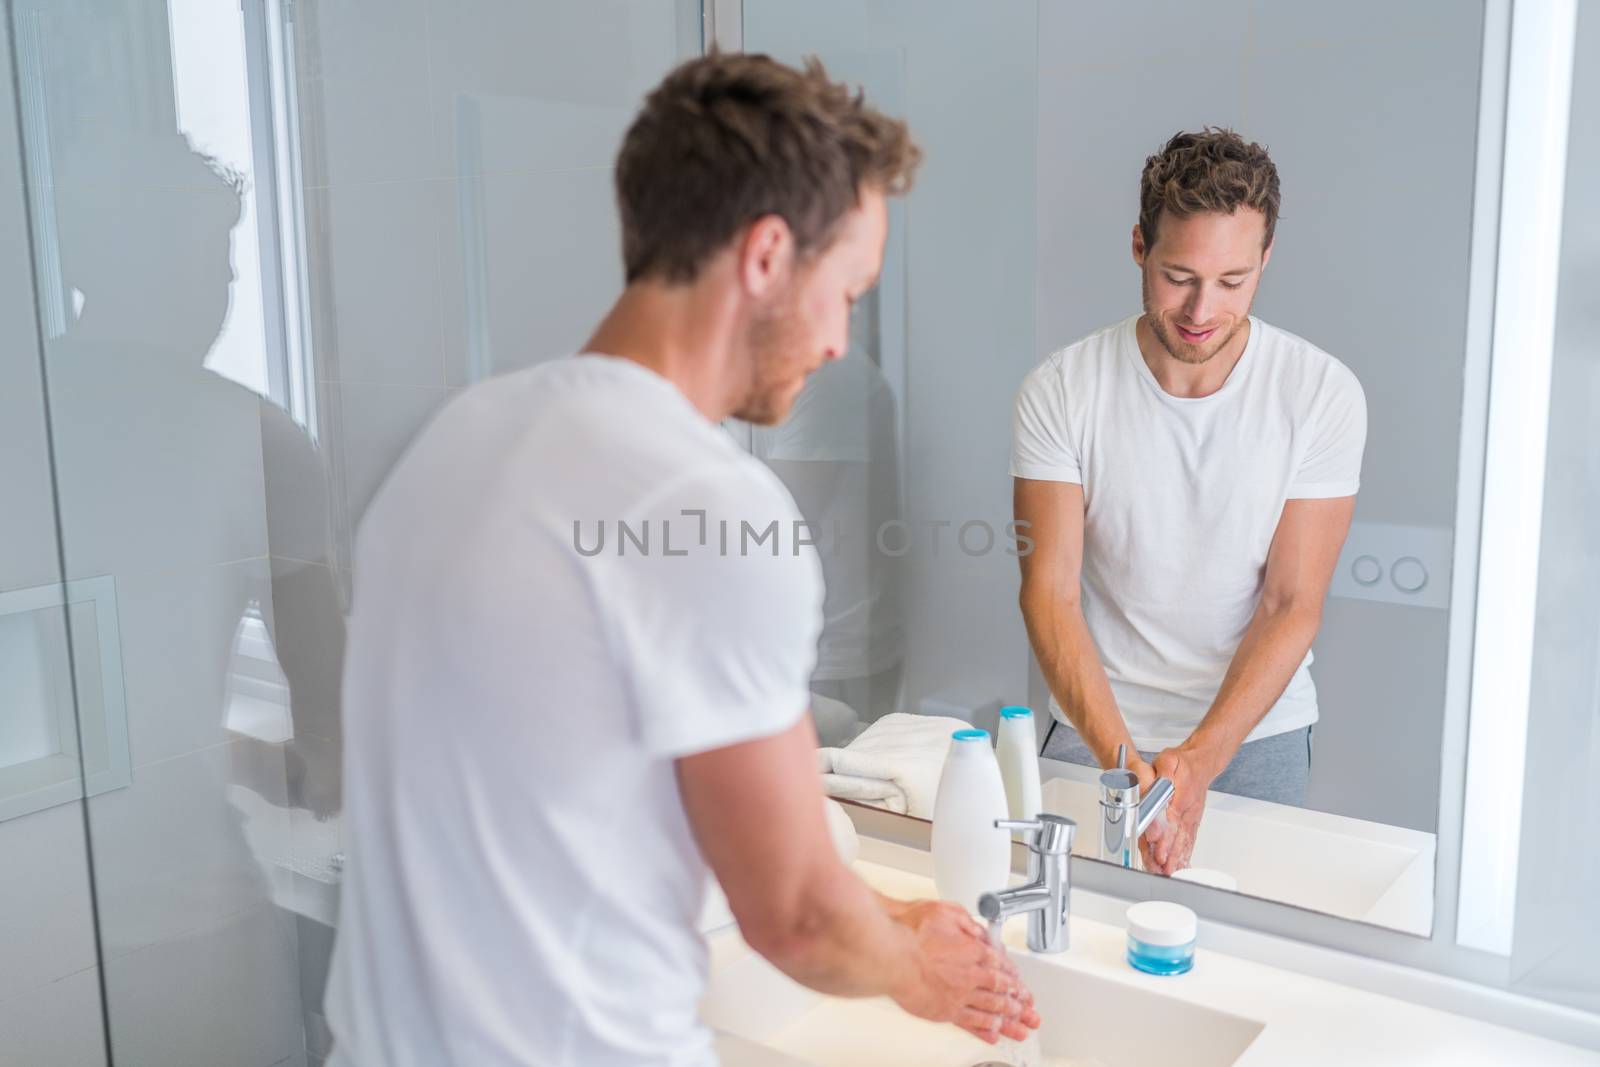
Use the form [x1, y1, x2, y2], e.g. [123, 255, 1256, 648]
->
[3, 2, 701, 1064]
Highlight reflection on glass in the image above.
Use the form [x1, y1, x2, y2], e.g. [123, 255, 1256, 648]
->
[755, 297, 905, 747]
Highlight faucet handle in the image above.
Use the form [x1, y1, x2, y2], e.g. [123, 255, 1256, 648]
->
[993, 814, 1076, 855]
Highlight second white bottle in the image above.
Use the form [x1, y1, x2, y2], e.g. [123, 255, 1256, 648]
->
[996, 705, 1044, 830]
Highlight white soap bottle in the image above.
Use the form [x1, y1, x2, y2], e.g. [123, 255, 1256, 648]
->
[996, 706, 1043, 832]
[932, 728, 1011, 913]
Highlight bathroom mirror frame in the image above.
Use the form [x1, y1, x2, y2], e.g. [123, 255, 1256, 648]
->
[708, 0, 1584, 1009]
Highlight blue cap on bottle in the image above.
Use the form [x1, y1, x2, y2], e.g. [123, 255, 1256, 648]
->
[952, 729, 989, 742]
[1000, 705, 1033, 719]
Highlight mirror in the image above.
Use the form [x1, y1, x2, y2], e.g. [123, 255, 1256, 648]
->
[743, 1, 1515, 937]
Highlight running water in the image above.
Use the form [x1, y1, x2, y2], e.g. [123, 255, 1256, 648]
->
[985, 919, 1045, 1067]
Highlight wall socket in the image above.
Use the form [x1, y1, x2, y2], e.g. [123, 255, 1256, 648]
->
[1328, 521, 1453, 611]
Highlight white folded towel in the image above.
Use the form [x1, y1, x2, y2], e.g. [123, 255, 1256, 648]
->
[816, 712, 968, 819]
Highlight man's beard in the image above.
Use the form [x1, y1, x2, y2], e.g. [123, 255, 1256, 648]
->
[733, 293, 810, 426]
[1141, 271, 1250, 366]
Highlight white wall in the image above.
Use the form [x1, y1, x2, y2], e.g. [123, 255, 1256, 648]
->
[1033, 1, 1485, 830]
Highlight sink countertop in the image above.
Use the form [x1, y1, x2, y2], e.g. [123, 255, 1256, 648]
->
[827, 854, 1600, 1067]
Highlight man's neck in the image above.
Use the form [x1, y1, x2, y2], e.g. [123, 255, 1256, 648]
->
[583, 281, 745, 423]
[1134, 314, 1252, 399]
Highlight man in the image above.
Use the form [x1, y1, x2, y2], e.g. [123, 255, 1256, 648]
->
[1012, 129, 1365, 876]
[325, 53, 1037, 1066]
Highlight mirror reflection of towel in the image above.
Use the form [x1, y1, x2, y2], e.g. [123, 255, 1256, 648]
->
[816, 713, 969, 819]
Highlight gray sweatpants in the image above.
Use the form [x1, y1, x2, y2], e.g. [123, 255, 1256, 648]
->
[1042, 723, 1313, 806]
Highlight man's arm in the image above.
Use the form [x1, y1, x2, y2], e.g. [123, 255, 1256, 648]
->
[1146, 495, 1356, 873]
[1015, 478, 1154, 783]
[676, 716, 1039, 1044]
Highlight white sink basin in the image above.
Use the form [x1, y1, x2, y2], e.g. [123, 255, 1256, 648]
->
[703, 931, 1263, 1067]
[1039, 768, 1436, 935]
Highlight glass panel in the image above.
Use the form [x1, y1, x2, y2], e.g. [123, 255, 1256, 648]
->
[5, 1, 699, 1063]
[0, 6, 109, 1061]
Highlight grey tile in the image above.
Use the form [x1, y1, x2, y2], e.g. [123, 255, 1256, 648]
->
[0, 802, 99, 1001]
[436, 168, 621, 385]
[1246, 0, 1484, 53]
[104, 905, 302, 1067]
[113, 560, 278, 768]
[334, 383, 452, 534]
[1038, 0, 1253, 74]
[303, 180, 446, 387]
[1034, 51, 1247, 351]
[293, 0, 439, 187]
[87, 741, 292, 959]
[0, 965, 107, 1067]
[1243, 35, 1478, 528]
[425, 0, 689, 178]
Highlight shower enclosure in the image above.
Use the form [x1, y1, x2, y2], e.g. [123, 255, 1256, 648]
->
[1, 2, 700, 1062]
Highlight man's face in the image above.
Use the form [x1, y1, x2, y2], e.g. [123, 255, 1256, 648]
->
[736, 190, 888, 425]
[1135, 208, 1272, 365]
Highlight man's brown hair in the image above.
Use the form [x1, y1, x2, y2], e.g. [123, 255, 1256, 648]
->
[615, 52, 921, 285]
[1139, 128, 1280, 251]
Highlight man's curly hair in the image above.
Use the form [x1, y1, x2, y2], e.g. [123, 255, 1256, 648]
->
[1139, 128, 1280, 250]
[615, 51, 921, 284]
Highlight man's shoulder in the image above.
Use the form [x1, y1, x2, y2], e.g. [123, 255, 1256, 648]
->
[1028, 316, 1137, 384]
[1251, 319, 1363, 397]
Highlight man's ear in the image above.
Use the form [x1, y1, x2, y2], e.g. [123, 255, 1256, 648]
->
[738, 214, 795, 298]
[1261, 238, 1274, 272]
[1131, 223, 1147, 268]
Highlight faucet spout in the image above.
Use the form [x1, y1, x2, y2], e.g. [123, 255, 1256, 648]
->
[975, 814, 1075, 954]
[1136, 777, 1175, 836]
[977, 883, 1051, 923]
[1098, 768, 1176, 868]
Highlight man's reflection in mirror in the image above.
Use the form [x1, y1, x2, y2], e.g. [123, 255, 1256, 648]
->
[753, 294, 905, 747]
[1012, 129, 1365, 876]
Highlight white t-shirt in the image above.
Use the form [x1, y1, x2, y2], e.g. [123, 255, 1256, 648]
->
[325, 355, 823, 1067]
[1010, 315, 1365, 750]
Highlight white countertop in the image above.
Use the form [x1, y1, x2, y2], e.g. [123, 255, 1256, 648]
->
[770, 853, 1600, 1066]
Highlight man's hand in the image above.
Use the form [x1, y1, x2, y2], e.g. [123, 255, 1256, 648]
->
[1140, 746, 1221, 875]
[887, 899, 1041, 1045]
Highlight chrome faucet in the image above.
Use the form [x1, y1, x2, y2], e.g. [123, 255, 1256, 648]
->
[976, 814, 1076, 954]
[1099, 744, 1174, 868]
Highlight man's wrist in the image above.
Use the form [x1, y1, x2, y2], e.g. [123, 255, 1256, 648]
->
[1176, 732, 1232, 785]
